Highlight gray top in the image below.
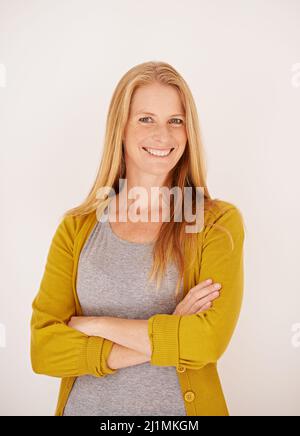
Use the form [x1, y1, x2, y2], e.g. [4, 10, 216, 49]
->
[63, 210, 186, 416]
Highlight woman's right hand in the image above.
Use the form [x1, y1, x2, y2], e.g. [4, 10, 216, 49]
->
[172, 279, 222, 315]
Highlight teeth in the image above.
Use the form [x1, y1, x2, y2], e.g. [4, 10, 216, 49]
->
[144, 147, 173, 157]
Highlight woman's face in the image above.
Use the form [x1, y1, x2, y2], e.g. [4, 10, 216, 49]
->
[122, 82, 187, 180]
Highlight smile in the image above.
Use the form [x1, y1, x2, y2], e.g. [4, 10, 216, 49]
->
[142, 146, 174, 157]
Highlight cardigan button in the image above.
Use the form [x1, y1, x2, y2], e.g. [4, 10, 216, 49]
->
[184, 391, 195, 402]
[176, 365, 186, 373]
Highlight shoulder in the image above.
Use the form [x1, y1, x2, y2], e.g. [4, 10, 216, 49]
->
[205, 198, 244, 218]
[203, 198, 245, 241]
[55, 210, 96, 245]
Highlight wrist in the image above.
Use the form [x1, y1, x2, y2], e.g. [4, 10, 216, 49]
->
[91, 316, 106, 337]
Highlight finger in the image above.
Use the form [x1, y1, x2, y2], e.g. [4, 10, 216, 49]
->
[190, 282, 222, 302]
[200, 290, 220, 306]
[190, 279, 213, 293]
[198, 301, 212, 313]
[179, 281, 220, 314]
[189, 291, 220, 314]
[185, 300, 212, 315]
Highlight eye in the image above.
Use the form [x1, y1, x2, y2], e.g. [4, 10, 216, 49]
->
[139, 117, 184, 125]
[171, 118, 184, 125]
[139, 117, 152, 123]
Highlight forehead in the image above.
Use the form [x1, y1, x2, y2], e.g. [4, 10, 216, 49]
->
[130, 83, 184, 114]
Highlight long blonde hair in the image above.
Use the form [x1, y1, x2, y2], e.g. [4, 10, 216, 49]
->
[63, 61, 231, 300]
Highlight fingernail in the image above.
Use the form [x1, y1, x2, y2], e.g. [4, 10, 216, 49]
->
[214, 283, 221, 289]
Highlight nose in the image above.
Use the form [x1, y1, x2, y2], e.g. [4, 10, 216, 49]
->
[152, 124, 173, 145]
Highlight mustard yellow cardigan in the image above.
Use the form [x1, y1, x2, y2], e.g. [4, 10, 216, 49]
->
[30, 199, 245, 416]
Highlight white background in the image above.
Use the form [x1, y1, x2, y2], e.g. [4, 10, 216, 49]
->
[0, 0, 300, 415]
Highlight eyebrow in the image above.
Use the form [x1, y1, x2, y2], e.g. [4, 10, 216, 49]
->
[134, 111, 185, 117]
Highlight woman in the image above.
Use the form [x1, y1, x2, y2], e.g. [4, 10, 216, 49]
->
[30, 61, 245, 416]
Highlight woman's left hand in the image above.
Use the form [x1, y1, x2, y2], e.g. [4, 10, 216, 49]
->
[67, 316, 100, 336]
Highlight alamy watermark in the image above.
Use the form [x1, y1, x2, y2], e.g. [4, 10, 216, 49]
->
[291, 62, 300, 88]
[95, 178, 205, 234]
[0, 323, 6, 348]
[0, 64, 6, 88]
[291, 323, 300, 348]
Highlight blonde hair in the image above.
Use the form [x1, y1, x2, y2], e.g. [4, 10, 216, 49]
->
[63, 61, 231, 301]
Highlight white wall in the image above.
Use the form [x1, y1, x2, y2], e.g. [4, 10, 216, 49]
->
[0, 0, 300, 416]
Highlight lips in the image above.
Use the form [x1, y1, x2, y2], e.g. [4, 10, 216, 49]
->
[142, 146, 175, 157]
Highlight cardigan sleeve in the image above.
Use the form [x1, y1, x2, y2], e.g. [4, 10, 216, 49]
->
[147, 204, 245, 369]
[30, 215, 117, 378]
